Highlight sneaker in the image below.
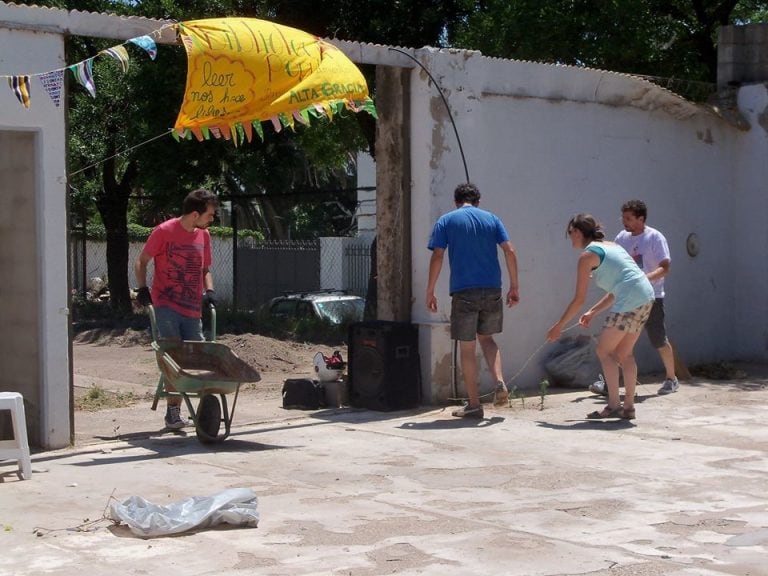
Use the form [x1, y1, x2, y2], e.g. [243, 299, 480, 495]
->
[589, 375, 607, 396]
[451, 403, 484, 419]
[493, 381, 509, 406]
[657, 378, 679, 395]
[164, 405, 189, 429]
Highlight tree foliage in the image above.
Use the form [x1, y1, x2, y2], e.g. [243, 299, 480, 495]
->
[448, 1, 768, 84]
[25, 0, 376, 310]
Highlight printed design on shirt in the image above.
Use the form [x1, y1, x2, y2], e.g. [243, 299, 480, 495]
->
[631, 247, 644, 270]
[158, 241, 204, 313]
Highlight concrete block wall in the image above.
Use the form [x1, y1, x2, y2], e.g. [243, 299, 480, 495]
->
[718, 24, 768, 86]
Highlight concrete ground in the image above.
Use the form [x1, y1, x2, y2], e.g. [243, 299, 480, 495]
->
[2, 371, 768, 576]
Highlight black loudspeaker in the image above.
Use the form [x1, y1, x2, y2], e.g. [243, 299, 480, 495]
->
[348, 321, 421, 411]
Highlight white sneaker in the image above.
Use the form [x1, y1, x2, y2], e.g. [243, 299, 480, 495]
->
[657, 378, 679, 395]
[164, 405, 189, 429]
[589, 375, 607, 396]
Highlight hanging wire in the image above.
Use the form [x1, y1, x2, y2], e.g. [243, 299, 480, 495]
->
[69, 129, 174, 176]
[387, 47, 470, 183]
[387, 48, 474, 398]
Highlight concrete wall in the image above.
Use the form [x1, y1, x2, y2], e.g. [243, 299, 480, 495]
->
[409, 49, 765, 401]
[719, 24, 768, 86]
[356, 153, 377, 235]
[730, 84, 768, 357]
[0, 28, 69, 448]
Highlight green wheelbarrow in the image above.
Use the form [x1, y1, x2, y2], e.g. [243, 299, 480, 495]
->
[148, 305, 261, 443]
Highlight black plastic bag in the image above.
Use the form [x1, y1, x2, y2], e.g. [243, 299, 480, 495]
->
[282, 378, 326, 410]
[544, 334, 601, 388]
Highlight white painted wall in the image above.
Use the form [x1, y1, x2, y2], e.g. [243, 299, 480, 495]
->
[0, 28, 69, 448]
[409, 49, 765, 399]
[356, 152, 377, 235]
[730, 84, 768, 357]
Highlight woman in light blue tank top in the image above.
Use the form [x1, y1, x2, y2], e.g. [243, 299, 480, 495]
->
[547, 214, 654, 421]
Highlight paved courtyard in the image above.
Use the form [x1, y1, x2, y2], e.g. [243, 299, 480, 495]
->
[2, 372, 767, 576]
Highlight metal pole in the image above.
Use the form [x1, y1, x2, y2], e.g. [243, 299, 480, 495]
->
[231, 206, 238, 310]
[81, 208, 87, 298]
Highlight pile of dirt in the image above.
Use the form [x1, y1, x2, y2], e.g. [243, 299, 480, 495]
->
[218, 333, 343, 373]
[73, 327, 346, 377]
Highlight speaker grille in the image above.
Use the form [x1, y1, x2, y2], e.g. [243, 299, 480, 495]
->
[352, 345, 384, 394]
[348, 321, 420, 411]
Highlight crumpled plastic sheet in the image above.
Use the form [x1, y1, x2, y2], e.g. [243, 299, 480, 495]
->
[544, 334, 601, 388]
[109, 487, 259, 537]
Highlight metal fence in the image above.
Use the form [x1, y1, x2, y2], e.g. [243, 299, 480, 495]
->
[70, 233, 373, 309]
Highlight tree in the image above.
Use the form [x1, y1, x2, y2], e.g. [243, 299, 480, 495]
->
[448, 1, 768, 85]
[18, 0, 470, 312]
[63, 0, 369, 311]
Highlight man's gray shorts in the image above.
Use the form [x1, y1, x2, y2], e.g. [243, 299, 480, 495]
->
[451, 288, 503, 341]
[645, 298, 668, 348]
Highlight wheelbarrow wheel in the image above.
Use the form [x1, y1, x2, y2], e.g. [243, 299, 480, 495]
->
[196, 394, 222, 443]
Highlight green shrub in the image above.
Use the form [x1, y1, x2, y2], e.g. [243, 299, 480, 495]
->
[78, 223, 264, 242]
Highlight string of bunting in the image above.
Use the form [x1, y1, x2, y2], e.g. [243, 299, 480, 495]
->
[0, 26, 169, 109]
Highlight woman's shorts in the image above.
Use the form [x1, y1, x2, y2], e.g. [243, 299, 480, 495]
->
[603, 300, 653, 334]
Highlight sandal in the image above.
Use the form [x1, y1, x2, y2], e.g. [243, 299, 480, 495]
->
[586, 406, 623, 419]
[621, 407, 636, 420]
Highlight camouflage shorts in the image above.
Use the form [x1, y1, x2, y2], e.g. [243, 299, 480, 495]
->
[603, 300, 653, 334]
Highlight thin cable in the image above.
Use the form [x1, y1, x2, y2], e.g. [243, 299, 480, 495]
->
[69, 129, 174, 176]
[387, 47, 470, 183]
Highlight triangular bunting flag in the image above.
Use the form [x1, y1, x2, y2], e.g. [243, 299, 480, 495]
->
[38, 70, 64, 107]
[129, 35, 157, 60]
[101, 45, 130, 73]
[69, 60, 96, 98]
[292, 110, 308, 125]
[251, 121, 264, 142]
[8, 75, 31, 109]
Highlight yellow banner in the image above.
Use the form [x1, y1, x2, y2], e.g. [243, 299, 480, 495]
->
[173, 18, 372, 140]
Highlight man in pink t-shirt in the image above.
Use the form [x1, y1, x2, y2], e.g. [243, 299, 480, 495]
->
[134, 189, 218, 429]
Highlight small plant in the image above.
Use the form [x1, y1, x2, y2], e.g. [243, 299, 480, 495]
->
[538, 379, 549, 411]
[509, 384, 525, 408]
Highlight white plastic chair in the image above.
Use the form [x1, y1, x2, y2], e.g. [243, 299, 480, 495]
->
[0, 392, 32, 480]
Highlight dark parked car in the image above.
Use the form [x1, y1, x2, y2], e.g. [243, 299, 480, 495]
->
[268, 290, 365, 325]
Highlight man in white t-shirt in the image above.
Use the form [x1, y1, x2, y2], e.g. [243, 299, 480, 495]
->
[613, 199, 678, 395]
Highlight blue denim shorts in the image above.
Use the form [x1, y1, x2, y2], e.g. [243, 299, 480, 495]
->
[154, 306, 204, 341]
[450, 288, 503, 341]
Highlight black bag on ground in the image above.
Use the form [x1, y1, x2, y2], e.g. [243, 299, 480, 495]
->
[282, 378, 326, 410]
[544, 334, 601, 388]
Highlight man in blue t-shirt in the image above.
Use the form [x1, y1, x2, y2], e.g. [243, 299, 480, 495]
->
[426, 183, 520, 418]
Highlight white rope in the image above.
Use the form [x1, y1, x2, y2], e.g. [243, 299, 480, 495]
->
[448, 322, 580, 402]
[69, 129, 174, 177]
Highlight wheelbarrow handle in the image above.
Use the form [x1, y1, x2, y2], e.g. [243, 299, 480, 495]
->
[206, 304, 217, 342]
[148, 304, 159, 343]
